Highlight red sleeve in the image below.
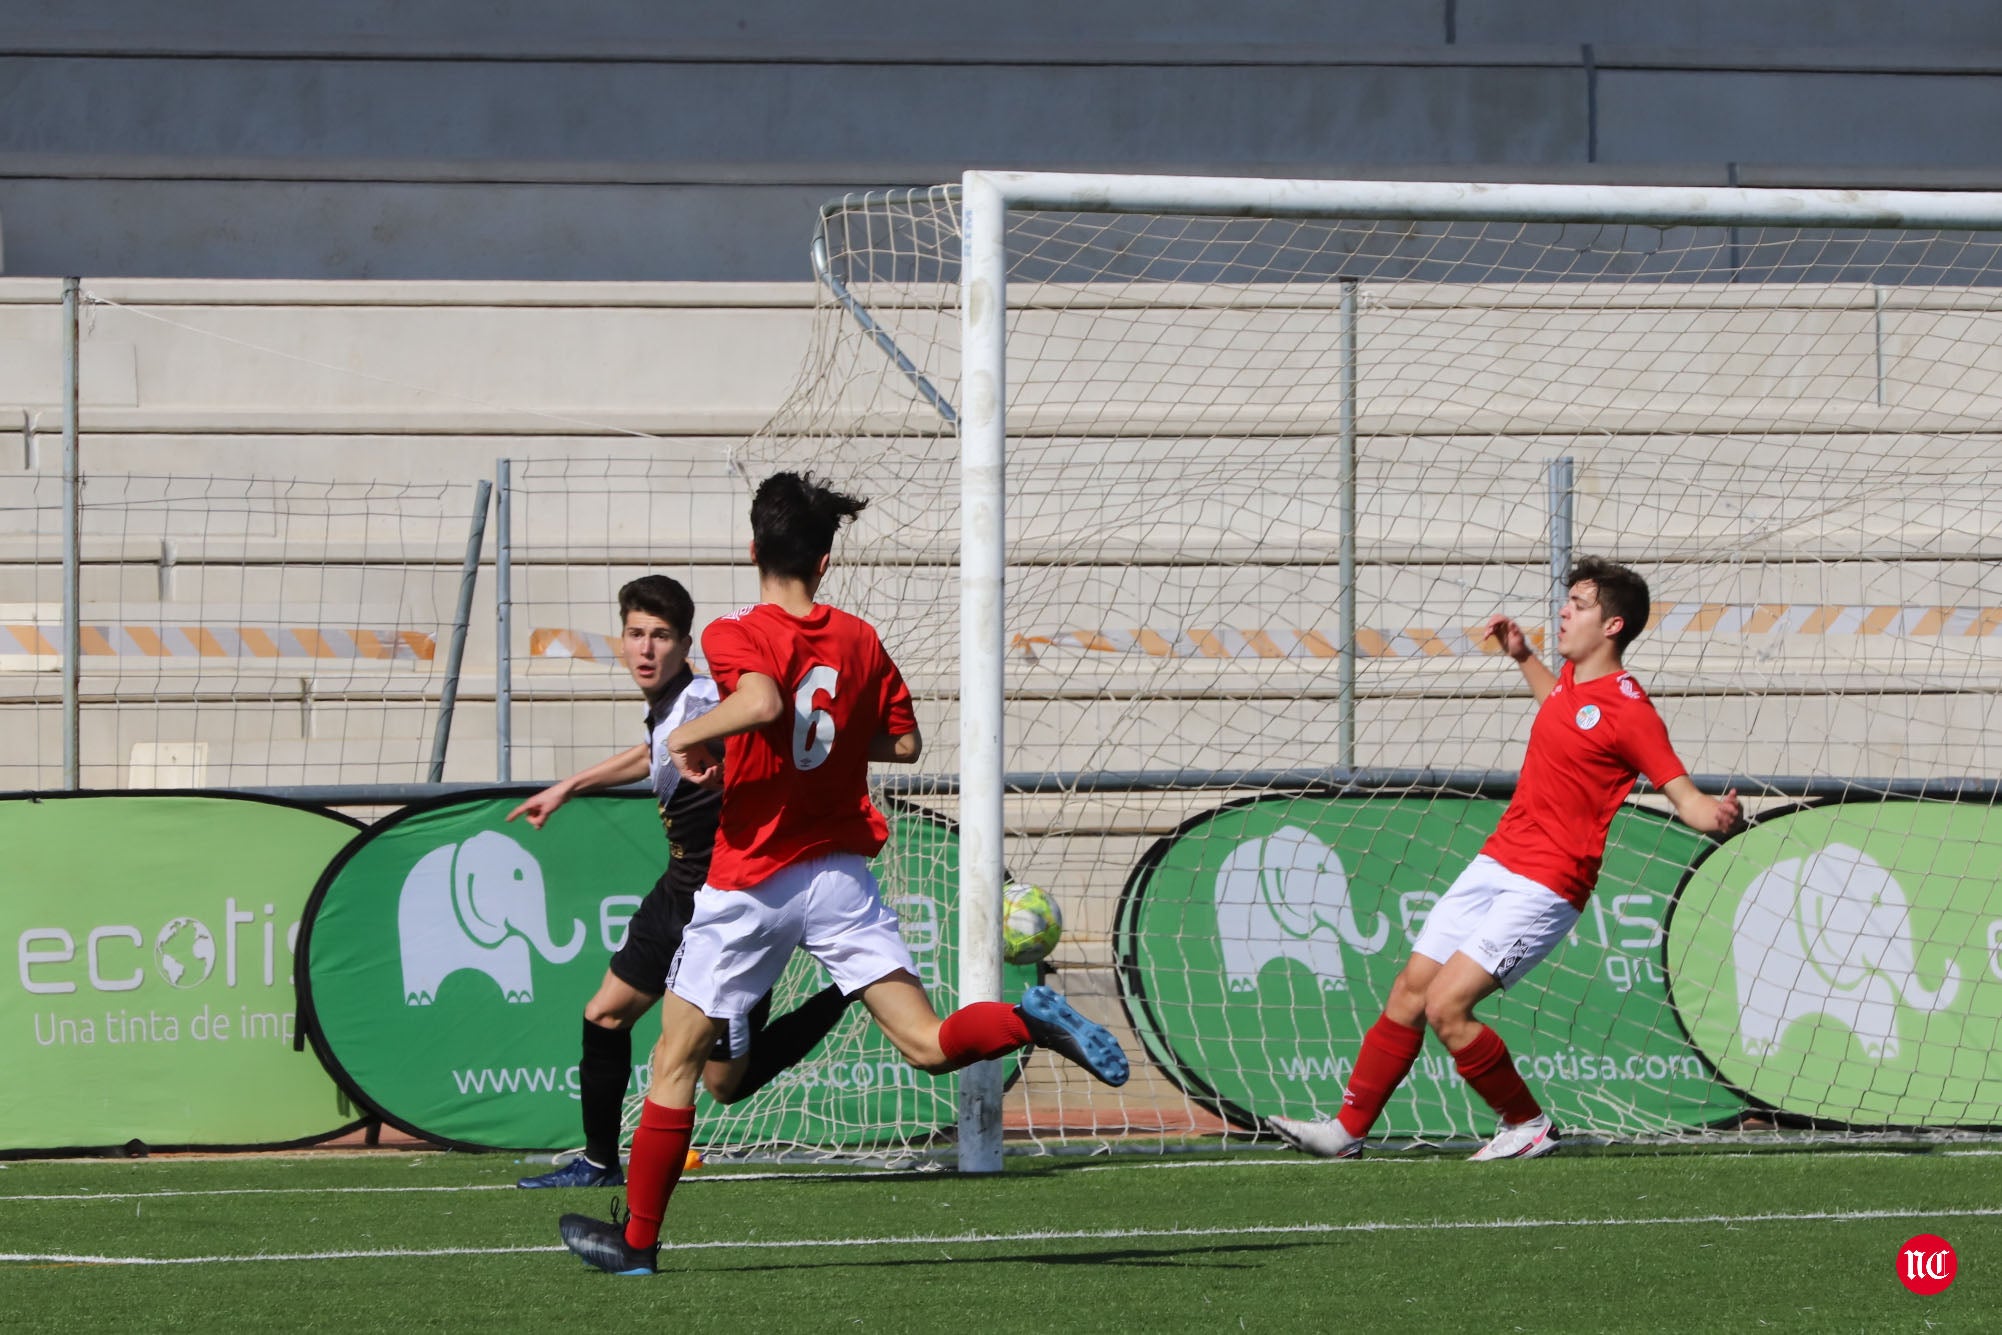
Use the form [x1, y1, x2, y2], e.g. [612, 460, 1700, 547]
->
[1619, 699, 1688, 790]
[701, 616, 764, 695]
[879, 645, 917, 736]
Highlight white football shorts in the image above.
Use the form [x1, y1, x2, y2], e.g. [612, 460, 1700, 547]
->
[665, 853, 918, 1056]
[1409, 854, 1580, 990]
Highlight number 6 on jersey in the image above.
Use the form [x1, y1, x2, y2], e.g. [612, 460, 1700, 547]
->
[792, 665, 838, 771]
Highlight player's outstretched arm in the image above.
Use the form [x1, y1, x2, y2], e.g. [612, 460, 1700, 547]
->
[1659, 776, 1743, 837]
[1483, 613, 1558, 702]
[505, 743, 650, 829]
[869, 724, 923, 764]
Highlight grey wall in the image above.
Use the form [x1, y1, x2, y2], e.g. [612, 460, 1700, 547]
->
[5, 2, 2002, 280]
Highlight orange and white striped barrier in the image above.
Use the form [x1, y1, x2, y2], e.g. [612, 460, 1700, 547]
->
[0, 623, 435, 661]
[528, 627, 621, 663]
[527, 628, 714, 671]
[1009, 626, 1530, 661]
[1015, 604, 2002, 661]
[1646, 603, 2002, 637]
[525, 604, 2002, 669]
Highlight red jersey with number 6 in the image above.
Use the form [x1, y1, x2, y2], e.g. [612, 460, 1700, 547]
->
[700, 601, 918, 890]
[1480, 661, 1688, 908]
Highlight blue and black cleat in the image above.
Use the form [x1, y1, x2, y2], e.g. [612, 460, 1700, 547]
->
[518, 1157, 624, 1190]
[1018, 985, 1130, 1087]
[558, 1209, 659, 1276]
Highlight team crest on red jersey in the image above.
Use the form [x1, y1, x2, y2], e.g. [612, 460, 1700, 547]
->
[1574, 704, 1603, 731]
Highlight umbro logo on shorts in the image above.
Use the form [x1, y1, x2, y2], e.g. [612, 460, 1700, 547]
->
[1494, 938, 1530, 980]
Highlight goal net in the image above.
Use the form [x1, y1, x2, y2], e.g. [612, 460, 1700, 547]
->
[730, 176, 2002, 1160]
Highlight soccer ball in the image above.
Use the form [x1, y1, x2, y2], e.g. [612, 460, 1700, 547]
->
[1002, 882, 1064, 965]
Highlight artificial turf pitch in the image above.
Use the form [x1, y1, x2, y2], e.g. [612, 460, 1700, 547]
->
[1, 1146, 1993, 1332]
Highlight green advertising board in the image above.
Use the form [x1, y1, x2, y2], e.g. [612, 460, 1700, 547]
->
[1666, 800, 2002, 1127]
[299, 791, 1033, 1151]
[1116, 794, 1743, 1138]
[0, 793, 362, 1154]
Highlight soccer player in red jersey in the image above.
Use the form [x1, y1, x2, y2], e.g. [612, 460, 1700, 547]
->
[559, 472, 1129, 1274]
[507, 575, 853, 1191]
[1269, 557, 1741, 1161]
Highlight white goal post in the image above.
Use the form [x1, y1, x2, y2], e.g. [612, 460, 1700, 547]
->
[951, 174, 2002, 1172]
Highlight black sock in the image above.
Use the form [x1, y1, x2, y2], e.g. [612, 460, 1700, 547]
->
[725, 985, 853, 1104]
[579, 1019, 632, 1169]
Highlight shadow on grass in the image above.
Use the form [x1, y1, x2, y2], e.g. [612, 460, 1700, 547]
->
[690, 1238, 1314, 1274]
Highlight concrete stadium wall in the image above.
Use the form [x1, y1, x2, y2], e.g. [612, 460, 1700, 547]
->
[5, 3, 2002, 279]
[0, 278, 811, 793]
[2, 274, 1994, 796]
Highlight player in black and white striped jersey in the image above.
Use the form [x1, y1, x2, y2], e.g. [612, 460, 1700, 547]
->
[507, 575, 850, 1189]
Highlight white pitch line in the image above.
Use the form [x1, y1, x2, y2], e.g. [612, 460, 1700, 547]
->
[6, 1205, 2002, 1267]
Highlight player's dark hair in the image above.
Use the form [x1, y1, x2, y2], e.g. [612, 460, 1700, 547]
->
[750, 471, 868, 581]
[618, 575, 694, 638]
[1566, 555, 1650, 654]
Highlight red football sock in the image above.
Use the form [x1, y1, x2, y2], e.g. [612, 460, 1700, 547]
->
[622, 1100, 694, 1251]
[936, 1001, 1032, 1070]
[1336, 1014, 1426, 1138]
[1451, 1025, 1542, 1125]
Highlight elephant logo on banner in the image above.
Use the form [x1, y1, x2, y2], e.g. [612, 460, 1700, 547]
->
[1732, 842, 1960, 1060]
[1215, 825, 1391, 993]
[397, 831, 587, 1005]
